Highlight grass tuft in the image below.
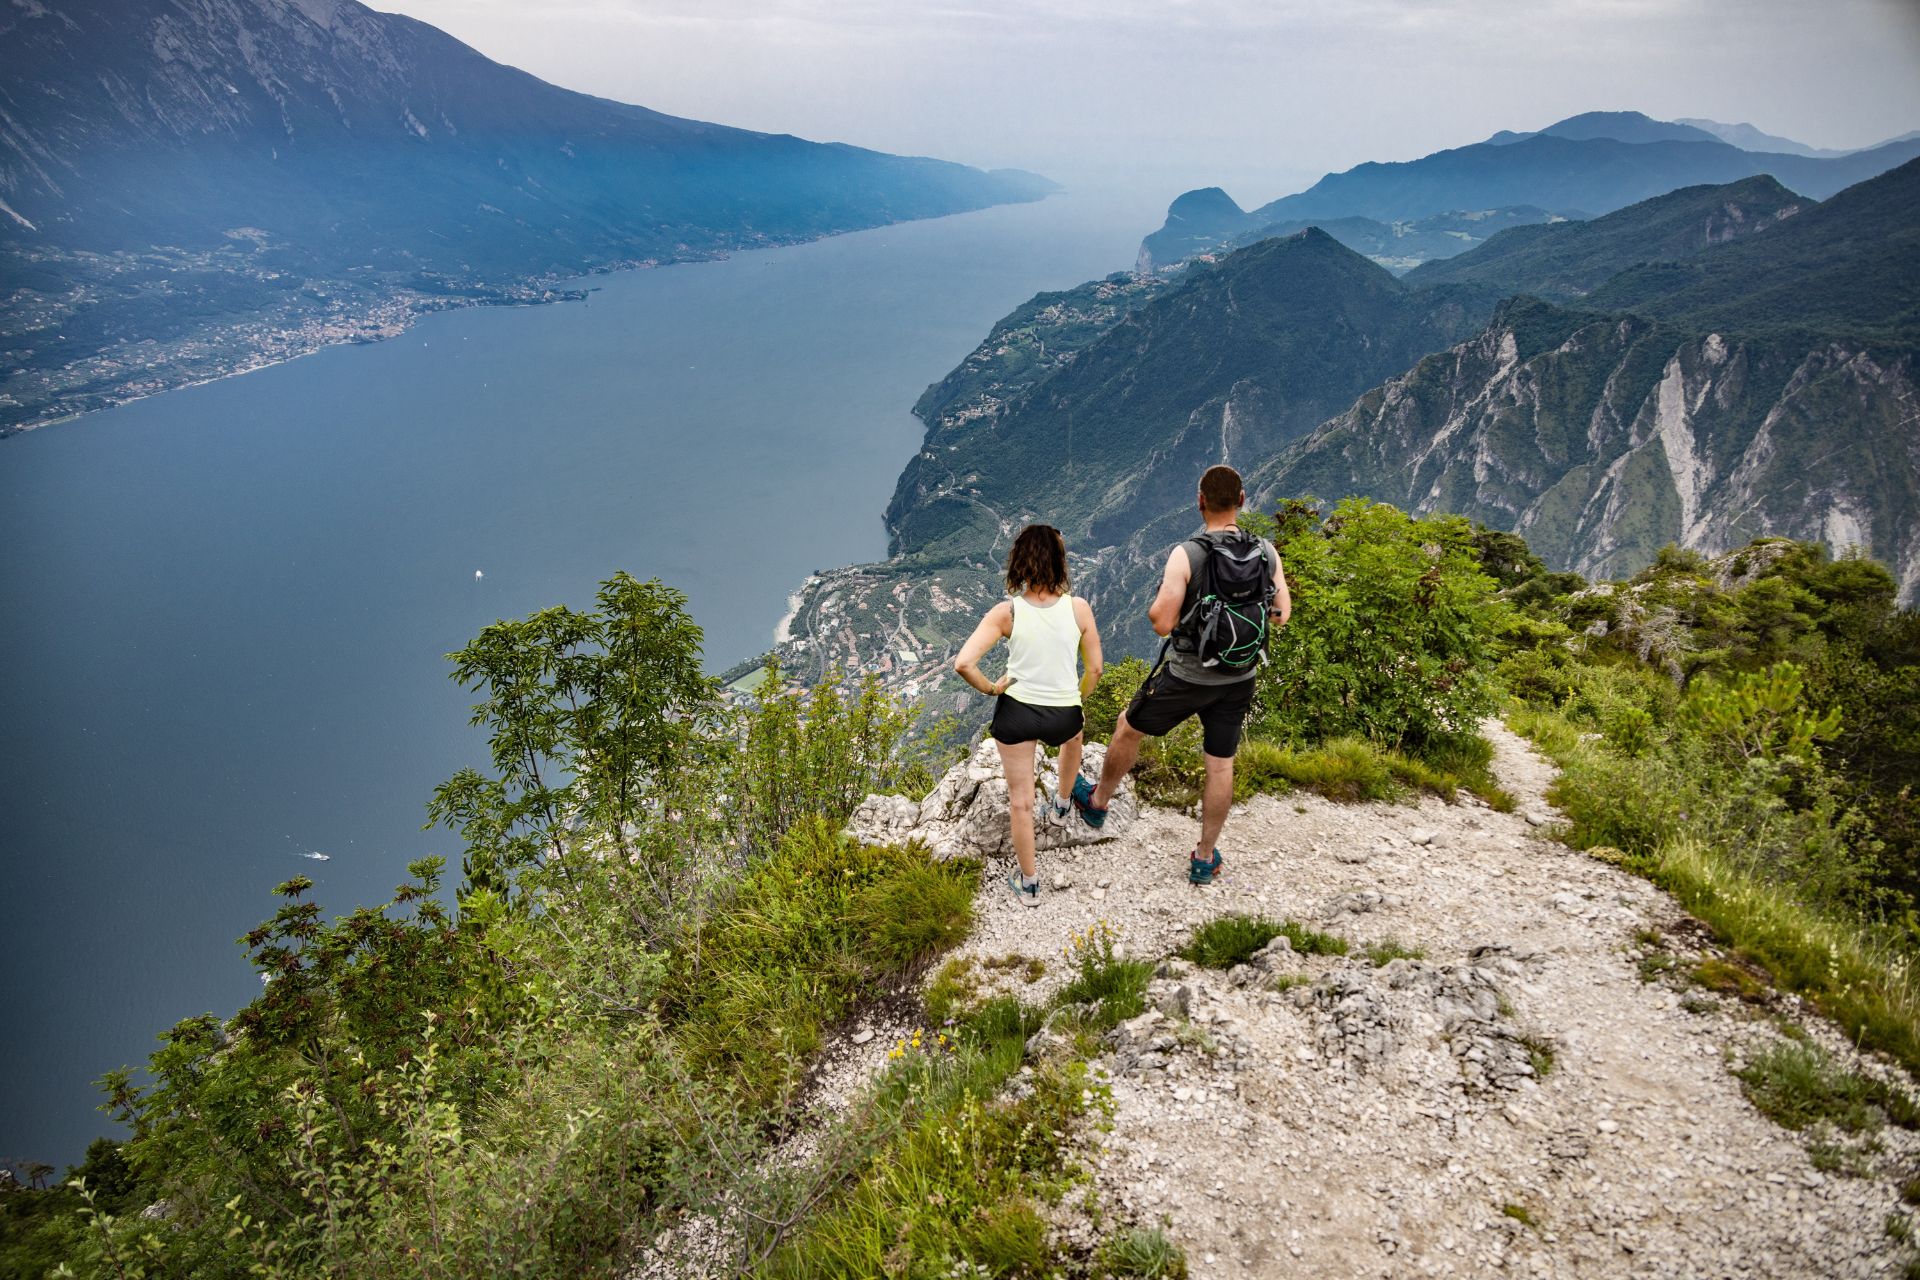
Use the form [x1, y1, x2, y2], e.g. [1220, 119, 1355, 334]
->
[1692, 957, 1771, 1003]
[1101, 1225, 1189, 1278]
[1057, 921, 1153, 1030]
[1518, 1033, 1556, 1078]
[1178, 915, 1347, 969]
[1364, 939, 1426, 967]
[1733, 1038, 1913, 1134]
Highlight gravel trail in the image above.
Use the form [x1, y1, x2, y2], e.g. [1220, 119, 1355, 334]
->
[929, 721, 1915, 1278]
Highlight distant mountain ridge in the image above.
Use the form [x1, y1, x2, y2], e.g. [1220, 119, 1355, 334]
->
[0, 0, 1053, 431]
[1141, 111, 1919, 272]
[1253, 158, 1920, 601]
[1403, 175, 1806, 301]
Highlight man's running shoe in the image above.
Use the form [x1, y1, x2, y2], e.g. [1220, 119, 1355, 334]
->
[1189, 848, 1224, 886]
[1070, 775, 1107, 830]
[1007, 871, 1042, 908]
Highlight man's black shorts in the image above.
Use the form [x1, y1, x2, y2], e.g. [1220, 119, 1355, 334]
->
[992, 694, 1084, 747]
[1123, 666, 1256, 758]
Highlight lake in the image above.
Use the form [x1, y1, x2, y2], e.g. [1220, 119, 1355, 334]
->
[0, 186, 1165, 1164]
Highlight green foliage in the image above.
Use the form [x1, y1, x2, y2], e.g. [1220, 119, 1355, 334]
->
[1084, 657, 1151, 742]
[1249, 498, 1507, 754]
[0, 1143, 137, 1279]
[1680, 662, 1842, 767]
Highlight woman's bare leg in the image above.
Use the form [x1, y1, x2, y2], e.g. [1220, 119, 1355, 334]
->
[996, 738, 1038, 880]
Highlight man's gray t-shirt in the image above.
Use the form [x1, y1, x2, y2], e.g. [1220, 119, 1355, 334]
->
[1166, 534, 1281, 687]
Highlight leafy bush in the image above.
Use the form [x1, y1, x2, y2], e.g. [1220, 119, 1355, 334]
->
[1084, 656, 1150, 742]
[736, 660, 932, 856]
[1248, 498, 1506, 754]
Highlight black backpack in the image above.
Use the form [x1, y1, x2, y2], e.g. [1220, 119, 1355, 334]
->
[1168, 530, 1275, 672]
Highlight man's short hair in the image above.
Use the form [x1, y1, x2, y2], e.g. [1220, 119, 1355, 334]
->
[1199, 465, 1245, 514]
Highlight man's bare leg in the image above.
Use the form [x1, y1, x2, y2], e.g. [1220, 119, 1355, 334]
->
[1055, 732, 1085, 809]
[1090, 714, 1145, 810]
[1197, 752, 1234, 855]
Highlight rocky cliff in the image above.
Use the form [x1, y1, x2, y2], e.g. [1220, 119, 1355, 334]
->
[1250, 304, 1920, 601]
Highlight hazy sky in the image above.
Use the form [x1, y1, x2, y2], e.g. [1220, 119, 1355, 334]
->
[379, 0, 1920, 208]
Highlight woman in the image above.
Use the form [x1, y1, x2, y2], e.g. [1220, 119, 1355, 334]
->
[953, 524, 1103, 907]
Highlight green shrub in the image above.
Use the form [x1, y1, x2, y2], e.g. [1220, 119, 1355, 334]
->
[1248, 499, 1507, 754]
[1085, 657, 1151, 742]
[736, 660, 931, 857]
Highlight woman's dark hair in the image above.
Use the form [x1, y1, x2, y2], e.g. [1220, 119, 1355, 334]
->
[1005, 524, 1069, 594]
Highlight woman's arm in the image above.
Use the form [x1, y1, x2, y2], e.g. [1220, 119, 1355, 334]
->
[953, 601, 1015, 695]
[1073, 596, 1104, 698]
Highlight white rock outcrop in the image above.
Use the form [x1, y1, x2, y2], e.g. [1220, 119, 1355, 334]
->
[846, 738, 1136, 859]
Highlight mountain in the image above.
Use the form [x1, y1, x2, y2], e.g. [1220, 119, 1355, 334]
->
[1585, 158, 1920, 344]
[1252, 160, 1920, 601]
[886, 230, 1484, 572]
[1485, 110, 1725, 147]
[1139, 111, 1920, 271]
[1675, 118, 1848, 158]
[1403, 174, 1806, 301]
[0, 0, 1053, 431]
[1251, 304, 1918, 599]
[1140, 204, 1555, 274]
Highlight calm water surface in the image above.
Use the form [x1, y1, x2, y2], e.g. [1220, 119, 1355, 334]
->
[0, 188, 1164, 1162]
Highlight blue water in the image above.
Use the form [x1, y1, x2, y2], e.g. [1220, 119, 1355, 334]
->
[0, 188, 1164, 1163]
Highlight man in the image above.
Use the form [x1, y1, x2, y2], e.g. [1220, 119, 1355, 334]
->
[1072, 465, 1291, 884]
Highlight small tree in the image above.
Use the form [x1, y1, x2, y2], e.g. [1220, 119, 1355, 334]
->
[428, 572, 719, 899]
[1248, 498, 1505, 754]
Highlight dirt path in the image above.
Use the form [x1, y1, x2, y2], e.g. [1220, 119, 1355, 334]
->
[938, 721, 1914, 1278]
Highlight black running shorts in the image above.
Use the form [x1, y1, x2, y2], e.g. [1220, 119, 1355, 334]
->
[991, 694, 1084, 747]
[1123, 667, 1256, 758]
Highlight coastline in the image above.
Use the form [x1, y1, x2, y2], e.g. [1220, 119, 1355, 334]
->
[1, 197, 1055, 440]
[773, 577, 818, 647]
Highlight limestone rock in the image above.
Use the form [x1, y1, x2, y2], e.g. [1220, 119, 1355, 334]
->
[845, 739, 1136, 860]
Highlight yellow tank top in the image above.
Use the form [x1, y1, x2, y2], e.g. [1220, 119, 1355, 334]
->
[1005, 594, 1083, 707]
